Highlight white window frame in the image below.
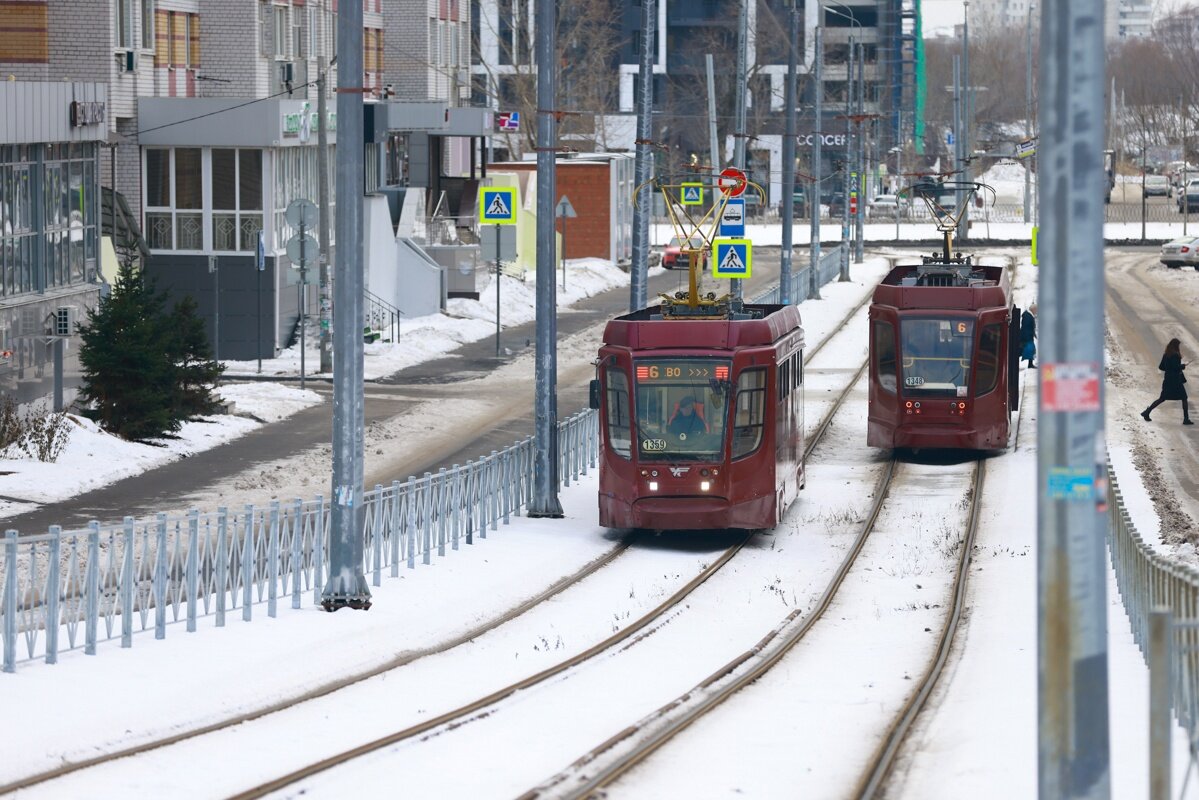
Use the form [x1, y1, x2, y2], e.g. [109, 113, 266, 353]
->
[182, 14, 192, 68]
[140, 0, 155, 51]
[274, 4, 290, 59]
[117, 0, 135, 49]
[211, 148, 265, 254]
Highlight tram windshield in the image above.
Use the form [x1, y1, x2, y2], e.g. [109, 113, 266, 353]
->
[633, 358, 732, 461]
[900, 317, 975, 397]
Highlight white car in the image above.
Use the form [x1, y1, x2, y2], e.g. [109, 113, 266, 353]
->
[866, 194, 909, 219]
[1159, 236, 1199, 270]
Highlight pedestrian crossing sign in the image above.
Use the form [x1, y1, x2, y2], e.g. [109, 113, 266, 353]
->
[479, 186, 518, 225]
[713, 238, 752, 279]
[680, 183, 704, 206]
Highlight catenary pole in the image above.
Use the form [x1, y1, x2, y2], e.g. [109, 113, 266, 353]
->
[318, 54, 333, 374]
[706, 54, 719, 182]
[1037, 0, 1111, 792]
[322, 0, 370, 611]
[853, 38, 865, 263]
[960, 1, 972, 244]
[1024, 4, 1034, 223]
[842, 36, 854, 280]
[629, 0, 654, 312]
[528, 0, 563, 518]
[779, 0, 799, 305]
[809, 25, 822, 301]
[731, 0, 749, 302]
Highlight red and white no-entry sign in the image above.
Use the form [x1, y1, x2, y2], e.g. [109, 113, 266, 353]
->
[718, 167, 748, 197]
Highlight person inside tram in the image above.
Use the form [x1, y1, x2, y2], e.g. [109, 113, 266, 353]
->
[667, 394, 709, 439]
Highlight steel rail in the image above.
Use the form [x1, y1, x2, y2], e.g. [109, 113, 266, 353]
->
[226, 534, 751, 800]
[851, 458, 986, 799]
[0, 539, 634, 796]
[527, 448, 901, 800]
[225, 325, 875, 800]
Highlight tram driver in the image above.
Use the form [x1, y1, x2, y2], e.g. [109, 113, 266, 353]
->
[667, 394, 710, 440]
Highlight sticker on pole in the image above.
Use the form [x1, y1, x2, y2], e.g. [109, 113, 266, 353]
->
[1041, 362, 1101, 412]
[720, 199, 746, 237]
[713, 238, 752, 279]
[680, 183, 704, 206]
[1047, 467, 1094, 501]
[479, 187, 518, 225]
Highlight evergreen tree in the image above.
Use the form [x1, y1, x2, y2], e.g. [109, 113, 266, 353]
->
[166, 295, 224, 419]
[77, 259, 177, 440]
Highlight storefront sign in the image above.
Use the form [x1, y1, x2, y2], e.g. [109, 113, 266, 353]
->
[69, 100, 106, 127]
[283, 109, 337, 138]
[797, 133, 848, 147]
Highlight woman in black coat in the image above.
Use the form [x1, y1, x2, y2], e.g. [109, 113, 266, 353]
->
[1142, 338, 1193, 425]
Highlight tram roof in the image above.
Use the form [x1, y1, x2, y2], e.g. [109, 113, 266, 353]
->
[872, 263, 1011, 311]
[602, 304, 803, 351]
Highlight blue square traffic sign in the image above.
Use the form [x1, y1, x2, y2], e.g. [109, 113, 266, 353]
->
[719, 199, 746, 237]
[479, 186, 518, 225]
[713, 238, 752, 279]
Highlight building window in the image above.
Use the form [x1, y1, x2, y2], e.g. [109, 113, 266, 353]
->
[144, 147, 202, 251]
[274, 146, 335, 250]
[274, 5, 290, 58]
[117, 0, 135, 49]
[141, 0, 155, 50]
[212, 149, 263, 252]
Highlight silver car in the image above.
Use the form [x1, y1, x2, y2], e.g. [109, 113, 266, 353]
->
[1160, 236, 1199, 270]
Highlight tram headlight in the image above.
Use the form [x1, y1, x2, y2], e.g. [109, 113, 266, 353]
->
[648, 481, 659, 491]
[701, 481, 711, 492]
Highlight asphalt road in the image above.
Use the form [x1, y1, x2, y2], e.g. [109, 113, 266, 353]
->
[9, 256, 793, 533]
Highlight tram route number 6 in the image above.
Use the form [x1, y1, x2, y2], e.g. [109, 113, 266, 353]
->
[644, 366, 682, 379]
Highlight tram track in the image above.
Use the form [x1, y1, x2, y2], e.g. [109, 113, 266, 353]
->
[3, 268, 886, 799]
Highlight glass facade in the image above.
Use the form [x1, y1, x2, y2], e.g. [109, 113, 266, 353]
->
[633, 358, 732, 463]
[0, 142, 99, 298]
[145, 146, 265, 253]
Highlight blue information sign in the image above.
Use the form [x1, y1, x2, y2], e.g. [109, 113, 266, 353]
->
[720, 199, 746, 237]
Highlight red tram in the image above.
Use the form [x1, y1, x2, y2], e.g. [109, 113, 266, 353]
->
[867, 255, 1019, 450]
[591, 304, 805, 530]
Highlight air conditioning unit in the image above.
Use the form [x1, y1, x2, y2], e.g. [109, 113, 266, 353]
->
[280, 61, 294, 84]
[53, 307, 75, 338]
[116, 49, 136, 73]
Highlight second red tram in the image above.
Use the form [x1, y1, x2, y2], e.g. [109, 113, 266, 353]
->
[592, 304, 805, 530]
[867, 256, 1019, 451]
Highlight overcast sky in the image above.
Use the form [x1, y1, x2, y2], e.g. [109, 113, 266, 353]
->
[921, 0, 1196, 37]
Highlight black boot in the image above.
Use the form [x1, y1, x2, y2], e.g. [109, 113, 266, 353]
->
[1142, 409, 1152, 421]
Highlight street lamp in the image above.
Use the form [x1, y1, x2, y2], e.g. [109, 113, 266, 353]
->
[889, 144, 903, 241]
[822, 2, 862, 276]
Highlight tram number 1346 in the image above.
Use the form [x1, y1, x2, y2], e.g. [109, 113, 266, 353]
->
[642, 439, 668, 452]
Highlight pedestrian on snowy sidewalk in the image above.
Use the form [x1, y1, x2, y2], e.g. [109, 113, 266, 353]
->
[1142, 338, 1193, 425]
[1020, 303, 1037, 369]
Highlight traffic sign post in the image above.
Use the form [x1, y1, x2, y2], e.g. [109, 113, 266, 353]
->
[256, 231, 265, 374]
[479, 186, 520, 356]
[712, 238, 752, 279]
[720, 198, 746, 237]
[556, 195, 577, 291]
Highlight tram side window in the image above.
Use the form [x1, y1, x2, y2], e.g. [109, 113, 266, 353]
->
[733, 368, 767, 459]
[605, 368, 632, 459]
[974, 324, 1002, 395]
[874, 322, 897, 393]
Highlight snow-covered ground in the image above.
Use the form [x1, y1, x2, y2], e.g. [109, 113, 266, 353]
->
[0, 383, 321, 521]
[0, 250, 1189, 798]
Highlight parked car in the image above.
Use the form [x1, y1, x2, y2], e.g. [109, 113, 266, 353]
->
[791, 187, 807, 218]
[659, 236, 708, 270]
[821, 192, 846, 218]
[1160, 236, 1199, 270]
[1178, 179, 1199, 214]
[866, 194, 910, 219]
[1144, 174, 1171, 197]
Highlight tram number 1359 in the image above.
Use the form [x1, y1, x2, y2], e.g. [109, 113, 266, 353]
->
[642, 438, 667, 452]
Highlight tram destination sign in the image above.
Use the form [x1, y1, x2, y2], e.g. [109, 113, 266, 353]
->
[634, 360, 730, 383]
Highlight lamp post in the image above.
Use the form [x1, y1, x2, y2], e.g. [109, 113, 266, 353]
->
[889, 145, 902, 241]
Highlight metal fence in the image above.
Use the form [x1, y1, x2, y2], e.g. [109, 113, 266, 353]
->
[750, 243, 847, 305]
[1107, 460, 1199, 771]
[0, 410, 599, 673]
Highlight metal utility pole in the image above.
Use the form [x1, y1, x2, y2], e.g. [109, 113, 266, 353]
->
[960, 2, 972, 244]
[322, 0, 370, 611]
[318, 55, 333, 374]
[731, 0, 749, 302]
[706, 54, 720, 180]
[528, 0, 563, 519]
[809, 26, 822, 301]
[1183, 94, 1189, 235]
[953, 54, 963, 223]
[1037, 0, 1111, 791]
[842, 37, 854, 280]
[1024, 4, 1034, 223]
[629, 0, 654, 313]
[853, 38, 865, 263]
[779, 0, 799, 305]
